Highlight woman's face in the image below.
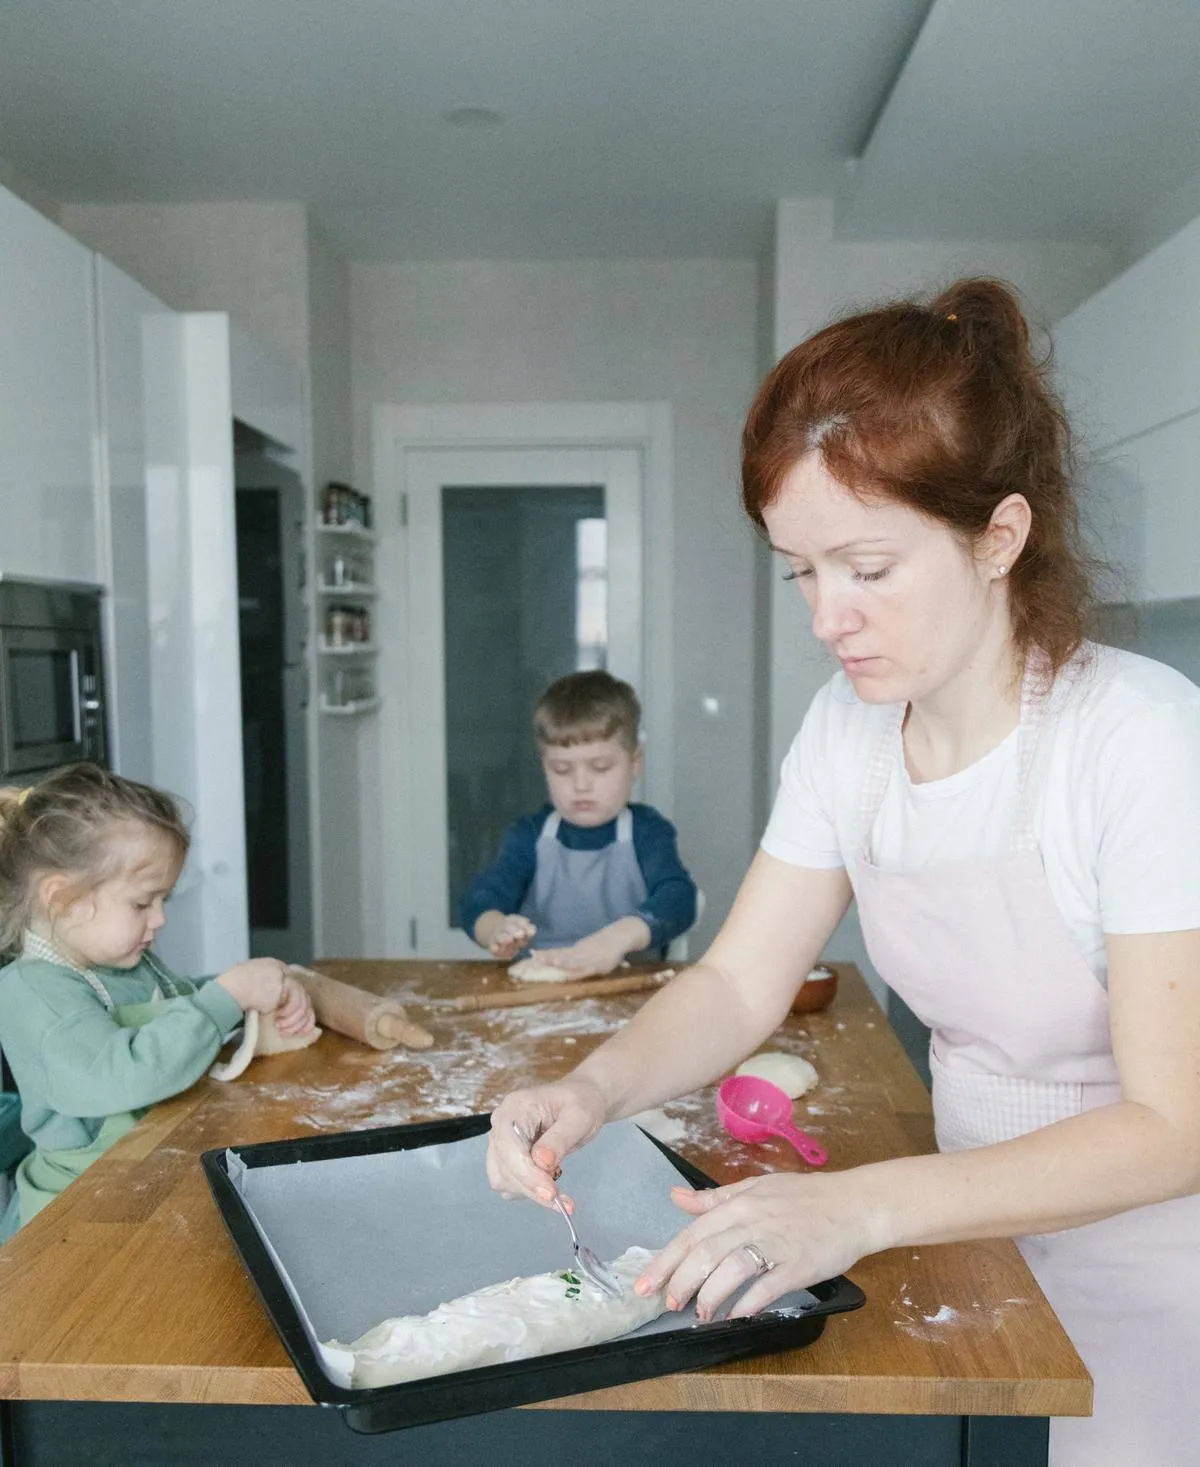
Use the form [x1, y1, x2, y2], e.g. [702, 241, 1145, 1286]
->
[763, 452, 1002, 706]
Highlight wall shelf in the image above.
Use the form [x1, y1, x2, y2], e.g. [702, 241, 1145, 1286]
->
[316, 581, 377, 597]
[319, 696, 381, 717]
[316, 521, 376, 545]
[318, 641, 378, 656]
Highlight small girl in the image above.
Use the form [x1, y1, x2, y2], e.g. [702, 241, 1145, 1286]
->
[0, 763, 314, 1240]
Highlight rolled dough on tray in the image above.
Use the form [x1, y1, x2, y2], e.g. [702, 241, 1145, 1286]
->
[320, 1246, 665, 1389]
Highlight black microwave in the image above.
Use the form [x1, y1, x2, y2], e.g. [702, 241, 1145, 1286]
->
[0, 577, 108, 781]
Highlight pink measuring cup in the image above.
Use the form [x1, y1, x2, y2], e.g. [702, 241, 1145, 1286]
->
[716, 1074, 829, 1167]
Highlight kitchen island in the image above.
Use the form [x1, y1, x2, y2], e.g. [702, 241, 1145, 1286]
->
[0, 961, 1089, 1465]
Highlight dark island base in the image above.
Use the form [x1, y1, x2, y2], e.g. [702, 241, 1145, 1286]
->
[2, 1400, 1049, 1467]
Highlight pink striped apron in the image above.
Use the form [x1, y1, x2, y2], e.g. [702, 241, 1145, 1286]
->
[853, 666, 1200, 1466]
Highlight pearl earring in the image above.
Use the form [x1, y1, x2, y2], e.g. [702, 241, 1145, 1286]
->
[996, 565, 1007, 577]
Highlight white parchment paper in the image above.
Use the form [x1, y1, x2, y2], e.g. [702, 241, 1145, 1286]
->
[226, 1120, 819, 1386]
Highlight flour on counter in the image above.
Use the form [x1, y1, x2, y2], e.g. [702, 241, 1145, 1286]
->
[631, 1108, 688, 1145]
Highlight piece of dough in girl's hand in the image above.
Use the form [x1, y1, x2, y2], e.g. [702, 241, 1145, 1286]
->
[319, 1247, 666, 1389]
[209, 1009, 322, 1082]
[508, 956, 576, 983]
[734, 1051, 819, 1099]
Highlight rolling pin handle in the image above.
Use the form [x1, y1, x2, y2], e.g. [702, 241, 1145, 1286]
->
[376, 1012, 436, 1050]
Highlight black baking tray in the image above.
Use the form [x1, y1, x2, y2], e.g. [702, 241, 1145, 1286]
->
[202, 1114, 865, 1434]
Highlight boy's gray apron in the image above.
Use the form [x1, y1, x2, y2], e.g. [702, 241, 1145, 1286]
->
[519, 808, 650, 952]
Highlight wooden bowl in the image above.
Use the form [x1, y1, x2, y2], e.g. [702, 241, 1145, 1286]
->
[790, 964, 838, 1014]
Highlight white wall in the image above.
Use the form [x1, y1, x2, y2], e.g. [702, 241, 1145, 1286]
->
[351, 258, 760, 953]
[305, 215, 359, 956]
[0, 156, 59, 226]
[61, 202, 310, 372]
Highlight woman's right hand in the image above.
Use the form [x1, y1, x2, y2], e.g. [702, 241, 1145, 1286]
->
[215, 957, 287, 1014]
[487, 1076, 610, 1206]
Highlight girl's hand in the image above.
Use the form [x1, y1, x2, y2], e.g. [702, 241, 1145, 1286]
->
[274, 973, 316, 1035]
[634, 1172, 878, 1321]
[215, 957, 287, 1014]
[487, 1077, 610, 1206]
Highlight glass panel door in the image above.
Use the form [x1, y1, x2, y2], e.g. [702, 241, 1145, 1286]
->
[396, 446, 643, 957]
[441, 483, 605, 928]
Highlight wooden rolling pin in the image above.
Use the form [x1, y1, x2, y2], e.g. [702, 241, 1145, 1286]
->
[440, 968, 673, 1014]
[288, 965, 434, 1050]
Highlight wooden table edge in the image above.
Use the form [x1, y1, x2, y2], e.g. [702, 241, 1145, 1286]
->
[0, 1364, 1092, 1418]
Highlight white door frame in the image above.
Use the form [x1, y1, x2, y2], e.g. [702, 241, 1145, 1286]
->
[366, 402, 674, 958]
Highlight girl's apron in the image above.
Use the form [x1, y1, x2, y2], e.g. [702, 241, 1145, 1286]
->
[854, 666, 1200, 1467]
[519, 808, 650, 952]
[12, 950, 181, 1232]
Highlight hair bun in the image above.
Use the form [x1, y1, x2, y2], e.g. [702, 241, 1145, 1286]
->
[931, 277, 1031, 360]
[0, 786, 28, 828]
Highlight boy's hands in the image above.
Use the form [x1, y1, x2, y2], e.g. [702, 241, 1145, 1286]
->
[534, 916, 653, 979]
[274, 973, 317, 1035]
[475, 911, 538, 960]
[215, 957, 287, 1014]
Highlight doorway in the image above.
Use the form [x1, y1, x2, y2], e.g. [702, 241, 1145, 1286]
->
[393, 446, 644, 957]
[234, 449, 313, 963]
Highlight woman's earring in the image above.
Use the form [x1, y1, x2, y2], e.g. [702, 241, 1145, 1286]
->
[995, 565, 1007, 577]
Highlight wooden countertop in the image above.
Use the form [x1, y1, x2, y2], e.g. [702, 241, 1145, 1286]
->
[0, 960, 1090, 1417]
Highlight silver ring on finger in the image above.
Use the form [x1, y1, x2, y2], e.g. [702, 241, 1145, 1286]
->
[742, 1242, 775, 1276]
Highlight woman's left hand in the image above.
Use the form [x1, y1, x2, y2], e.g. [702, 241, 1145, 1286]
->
[635, 1171, 877, 1321]
[274, 973, 317, 1036]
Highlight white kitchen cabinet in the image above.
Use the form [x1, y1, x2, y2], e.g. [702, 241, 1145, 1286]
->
[1054, 212, 1200, 452]
[1055, 210, 1200, 603]
[93, 257, 175, 783]
[142, 312, 250, 975]
[1079, 413, 1200, 605]
[142, 312, 309, 976]
[0, 188, 99, 583]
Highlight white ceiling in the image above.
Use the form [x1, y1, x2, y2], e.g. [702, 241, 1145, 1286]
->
[2, 0, 1199, 259]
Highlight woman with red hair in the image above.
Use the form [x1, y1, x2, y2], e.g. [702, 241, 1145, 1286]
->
[489, 279, 1200, 1466]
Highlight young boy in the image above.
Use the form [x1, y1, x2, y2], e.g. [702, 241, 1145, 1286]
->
[460, 671, 697, 977]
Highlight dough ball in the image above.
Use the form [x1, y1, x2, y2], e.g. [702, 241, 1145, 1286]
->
[734, 1051, 818, 1098]
[508, 957, 576, 983]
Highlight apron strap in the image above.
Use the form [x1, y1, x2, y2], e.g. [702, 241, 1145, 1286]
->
[856, 650, 1054, 864]
[856, 707, 905, 859]
[1009, 650, 1053, 854]
[141, 951, 182, 999]
[21, 932, 116, 1013]
[616, 807, 633, 842]
[539, 812, 561, 840]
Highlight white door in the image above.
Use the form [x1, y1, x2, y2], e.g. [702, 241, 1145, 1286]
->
[392, 446, 643, 957]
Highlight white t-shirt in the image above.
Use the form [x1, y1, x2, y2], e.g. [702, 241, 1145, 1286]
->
[762, 644, 1200, 985]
